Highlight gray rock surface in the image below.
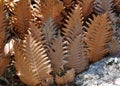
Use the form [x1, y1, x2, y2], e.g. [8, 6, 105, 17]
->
[75, 57, 120, 86]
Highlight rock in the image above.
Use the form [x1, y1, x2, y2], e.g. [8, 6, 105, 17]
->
[75, 57, 120, 86]
[84, 74, 94, 80]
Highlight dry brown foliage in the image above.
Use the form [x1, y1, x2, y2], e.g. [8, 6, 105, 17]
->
[0, 0, 119, 85]
[84, 13, 113, 62]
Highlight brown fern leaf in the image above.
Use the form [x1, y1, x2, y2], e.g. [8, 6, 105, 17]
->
[37, 0, 64, 21]
[79, 0, 94, 21]
[62, 0, 74, 7]
[59, 0, 78, 28]
[14, 32, 52, 85]
[63, 5, 83, 40]
[49, 34, 67, 73]
[14, 42, 39, 85]
[0, 3, 7, 58]
[84, 13, 113, 62]
[65, 35, 89, 73]
[32, 0, 44, 24]
[113, 0, 120, 12]
[29, 22, 46, 47]
[42, 17, 57, 45]
[94, 0, 113, 14]
[13, 0, 33, 39]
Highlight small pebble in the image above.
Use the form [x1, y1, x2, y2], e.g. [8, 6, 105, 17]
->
[84, 74, 93, 80]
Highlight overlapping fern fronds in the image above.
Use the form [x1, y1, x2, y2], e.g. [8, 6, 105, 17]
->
[0, 0, 119, 85]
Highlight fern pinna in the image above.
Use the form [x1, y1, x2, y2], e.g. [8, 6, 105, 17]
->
[0, 0, 120, 86]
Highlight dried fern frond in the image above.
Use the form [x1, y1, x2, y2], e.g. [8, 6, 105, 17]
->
[94, 0, 113, 14]
[29, 22, 46, 47]
[113, 0, 120, 12]
[14, 42, 39, 85]
[65, 35, 89, 73]
[94, 0, 115, 21]
[63, 5, 83, 40]
[85, 13, 113, 62]
[42, 17, 57, 45]
[0, 3, 7, 58]
[79, 0, 94, 21]
[49, 33, 67, 73]
[35, 0, 64, 22]
[55, 68, 75, 85]
[14, 32, 52, 85]
[59, 0, 78, 28]
[13, 0, 33, 39]
[62, 0, 75, 8]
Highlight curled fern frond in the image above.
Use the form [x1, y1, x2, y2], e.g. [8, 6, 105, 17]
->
[13, 0, 33, 39]
[84, 13, 113, 62]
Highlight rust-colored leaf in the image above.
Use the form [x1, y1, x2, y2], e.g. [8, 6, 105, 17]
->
[49, 34, 67, 73]
[85, 13, 113, 62]
[14, 30, 52, 85]
[29, 22, 46, 48]
[79, 0, 94, 21]
[13, 0, 33, 39]
[65, 35, 89, 73]
[63, 4, 83, 40]
[62, 0, 74, 7]
[35, 0, 64, 21]
[42, 17, 57, 45]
